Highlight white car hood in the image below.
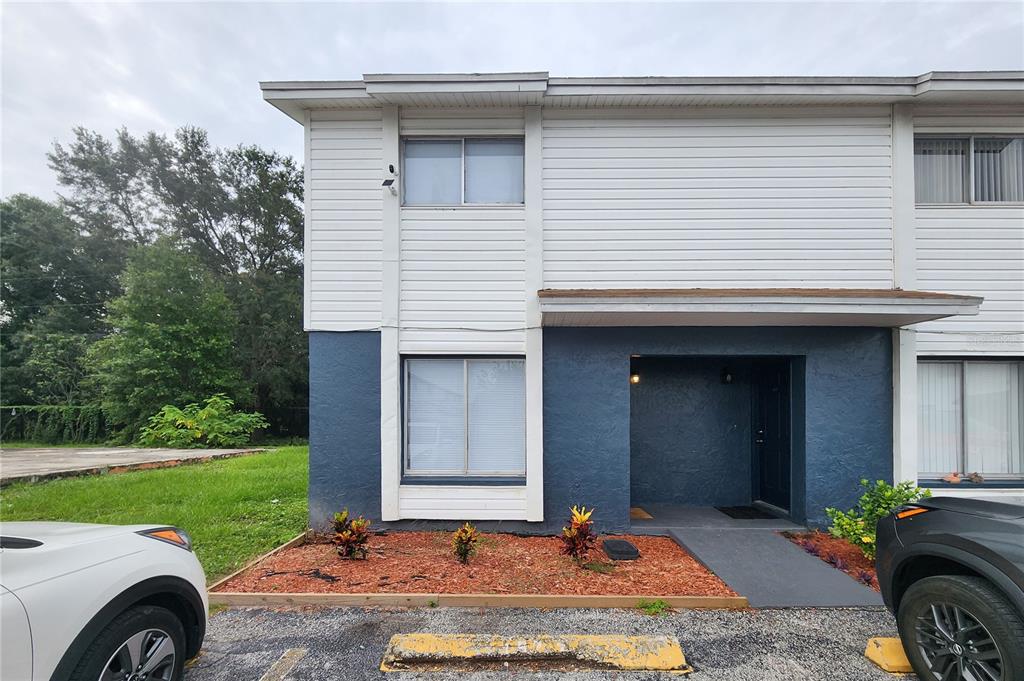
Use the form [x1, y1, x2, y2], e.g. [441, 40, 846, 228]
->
[1, 521, 162, 547]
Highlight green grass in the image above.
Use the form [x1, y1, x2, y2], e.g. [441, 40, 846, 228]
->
[637, 598, 671, 616]
[0, 446, 308, 580]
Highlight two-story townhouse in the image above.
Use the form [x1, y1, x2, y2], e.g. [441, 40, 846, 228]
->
[261, 71, 1024, 532]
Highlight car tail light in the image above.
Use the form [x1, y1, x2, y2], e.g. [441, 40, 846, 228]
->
[138, 527, 193, 551]
[895, 506, 930, 520]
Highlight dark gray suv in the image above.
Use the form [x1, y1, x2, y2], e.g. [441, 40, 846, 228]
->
[876, 496, 1024, 681]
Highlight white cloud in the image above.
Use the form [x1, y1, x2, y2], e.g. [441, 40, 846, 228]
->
[2, 1, 1022, 199]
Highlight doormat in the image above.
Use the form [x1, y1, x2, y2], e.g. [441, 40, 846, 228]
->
[715, 506, 777, 520]
[630, 507, 654, 520]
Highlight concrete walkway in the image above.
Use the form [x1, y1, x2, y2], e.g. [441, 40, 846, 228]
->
[670, 527, 883, 608]
[0, 447, 262, 485]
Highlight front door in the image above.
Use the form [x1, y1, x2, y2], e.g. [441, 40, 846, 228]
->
[752, 359, 791, 511]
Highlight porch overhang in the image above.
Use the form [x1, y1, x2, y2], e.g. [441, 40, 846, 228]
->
[538, 288, 983, 327]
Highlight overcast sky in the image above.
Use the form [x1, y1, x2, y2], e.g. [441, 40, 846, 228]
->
[3, 1, 1023, 199]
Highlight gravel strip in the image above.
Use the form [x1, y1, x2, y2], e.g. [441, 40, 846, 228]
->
[186, 606, 912, 680]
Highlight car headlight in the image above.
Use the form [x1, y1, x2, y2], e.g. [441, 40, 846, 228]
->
[138, 527, 194, 551]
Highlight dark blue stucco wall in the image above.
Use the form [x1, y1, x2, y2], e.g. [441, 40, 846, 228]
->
[309, 327, 892, 533]
[542, 327, 893, 529]
[629, 357, 754, 507]
[308, 331, 382, 531]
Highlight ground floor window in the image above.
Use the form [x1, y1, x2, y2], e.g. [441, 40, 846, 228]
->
[404, 357, 525, 476]
[918, 359, 1024, 480]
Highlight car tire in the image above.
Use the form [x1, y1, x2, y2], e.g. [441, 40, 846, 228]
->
[897, 575, 1024, 681]
[68, 604, 186, 681]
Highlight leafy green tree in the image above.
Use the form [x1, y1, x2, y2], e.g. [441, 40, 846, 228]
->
[87, 239, 242, 437]
[1, 195, 115, 404]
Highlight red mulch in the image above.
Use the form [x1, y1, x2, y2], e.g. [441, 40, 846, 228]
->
[216, 532, 736, 596]
[784, 531, 879, 591]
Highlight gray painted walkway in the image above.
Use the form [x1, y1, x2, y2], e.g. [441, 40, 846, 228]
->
[670, 527, 883, 608]
[0, 447, 262, 485]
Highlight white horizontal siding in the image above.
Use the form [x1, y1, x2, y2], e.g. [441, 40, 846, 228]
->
[400, 108, 525, 136]
[400, 207, 526, 354]
[308, 109, 383, 330]
[914, 105, 1024, 134]
[541, 107, 894, 288]
[397, 485, 528, 520]
[915, 206, 1024, 355]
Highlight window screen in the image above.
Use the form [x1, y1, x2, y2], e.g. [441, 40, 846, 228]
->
[914, 138, 968, 203]
[464, 138, 525, 204]
[402, 140, 462, 206]
[974, 138, 1024, 203]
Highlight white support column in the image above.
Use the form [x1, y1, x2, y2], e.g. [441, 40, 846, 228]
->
[380, 105, 401, 521]
[524, 105, 545, 522]
[891, 103, 919, 485]
[891, 102, 917, 290]
[302, 110, 313, 331]
[892, 328, 919, 484]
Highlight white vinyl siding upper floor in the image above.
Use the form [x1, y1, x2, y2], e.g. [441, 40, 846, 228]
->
[912, 106, 1024, 356]
[542, 106, 895, 289]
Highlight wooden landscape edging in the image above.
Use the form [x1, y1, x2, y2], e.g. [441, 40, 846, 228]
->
[207, 591, 749, 610]
[207, 531, 309, 592]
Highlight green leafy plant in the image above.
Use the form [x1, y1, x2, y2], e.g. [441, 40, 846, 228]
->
[637, 599, 671, 616]
[583, 561, 616, 574]
[332, 508, 371, 559]
[138, 394, 268, 448]
[560, 505, 598, 563]
[826, 479, 931, 560]
[1, 405, 106, 444]
[451, 522, 480, 564]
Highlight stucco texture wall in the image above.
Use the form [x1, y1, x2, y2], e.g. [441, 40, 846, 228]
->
[542, 327, 893, 529]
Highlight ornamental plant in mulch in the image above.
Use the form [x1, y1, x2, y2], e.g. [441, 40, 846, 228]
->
[332, 508, 371, 559]
[786, 531, 879, 591]
[825, 479, 930, 560]
[560, 505, 598, 562]
[451, 522, 480, 564]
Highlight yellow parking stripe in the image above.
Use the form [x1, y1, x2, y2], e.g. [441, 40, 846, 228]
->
[381, 633, 692, 673]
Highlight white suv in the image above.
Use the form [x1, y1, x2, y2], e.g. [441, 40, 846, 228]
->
[1, 522, 207, 681]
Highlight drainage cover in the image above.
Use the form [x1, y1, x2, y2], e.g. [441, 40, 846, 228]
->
[380, 634, 692, 673]
[603, 539, 640, 560]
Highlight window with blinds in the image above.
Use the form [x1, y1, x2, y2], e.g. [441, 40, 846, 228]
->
[914, 136, 1024, 204]
[405, 358, 526, 476]
[918, 360, 1024, 479]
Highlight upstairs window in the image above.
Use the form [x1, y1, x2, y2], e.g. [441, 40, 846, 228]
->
[402, 137, 524, 206]
[915, 136, 1024, 204]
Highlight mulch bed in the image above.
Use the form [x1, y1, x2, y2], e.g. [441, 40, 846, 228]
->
[215, 532, 736, 597]
[784, 531, 878, 591]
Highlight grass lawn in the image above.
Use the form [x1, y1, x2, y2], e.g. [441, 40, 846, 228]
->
[1, 446, 308, 581]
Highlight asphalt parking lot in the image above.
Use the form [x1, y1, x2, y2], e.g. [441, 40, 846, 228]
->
[186, 606, 913, 680]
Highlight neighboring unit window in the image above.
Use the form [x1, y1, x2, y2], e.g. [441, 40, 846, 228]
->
[918, 360, 1024, 480]
[405, 358, 525, 476]
[914, 136, 1024, 204]
[402, 137, 524, 206]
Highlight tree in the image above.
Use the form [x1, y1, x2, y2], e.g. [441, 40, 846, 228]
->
[0, 195, 116, 404]
[87, 239, 241, 437]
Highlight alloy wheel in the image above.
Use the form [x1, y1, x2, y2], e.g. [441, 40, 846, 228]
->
[915, 602, 1003, 681]
[99, 628, 176, 681]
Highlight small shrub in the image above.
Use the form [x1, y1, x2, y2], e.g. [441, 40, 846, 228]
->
[138, 394, 268, 448]
[826, 479, 931, 560]
[332, 508, 371, 559]
[560, 505, 597, 563]
[637, 599, 671, 616]
[451, 522, 480, 564]
[856, 569, 875, 586]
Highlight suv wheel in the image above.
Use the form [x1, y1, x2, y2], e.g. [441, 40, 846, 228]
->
[897, 575, 1024, 681]
[69, 605, 186, 681]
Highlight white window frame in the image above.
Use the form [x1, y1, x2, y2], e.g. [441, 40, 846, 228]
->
[400, 136, 525, 207]
[402, 357, 527, 478]
[914, 134, 1024, 206]
[918, 358, 1024, 481]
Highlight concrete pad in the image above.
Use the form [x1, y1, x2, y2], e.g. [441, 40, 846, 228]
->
[631, 504, 802, 533]
[0, 447, 263, 485]
[669, 528, 883, 608]
[380, 633, 692, 673]
[864, 637, 913, 673]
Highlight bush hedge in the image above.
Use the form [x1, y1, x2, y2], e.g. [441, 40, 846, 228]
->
[0, 405, 107, 444]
